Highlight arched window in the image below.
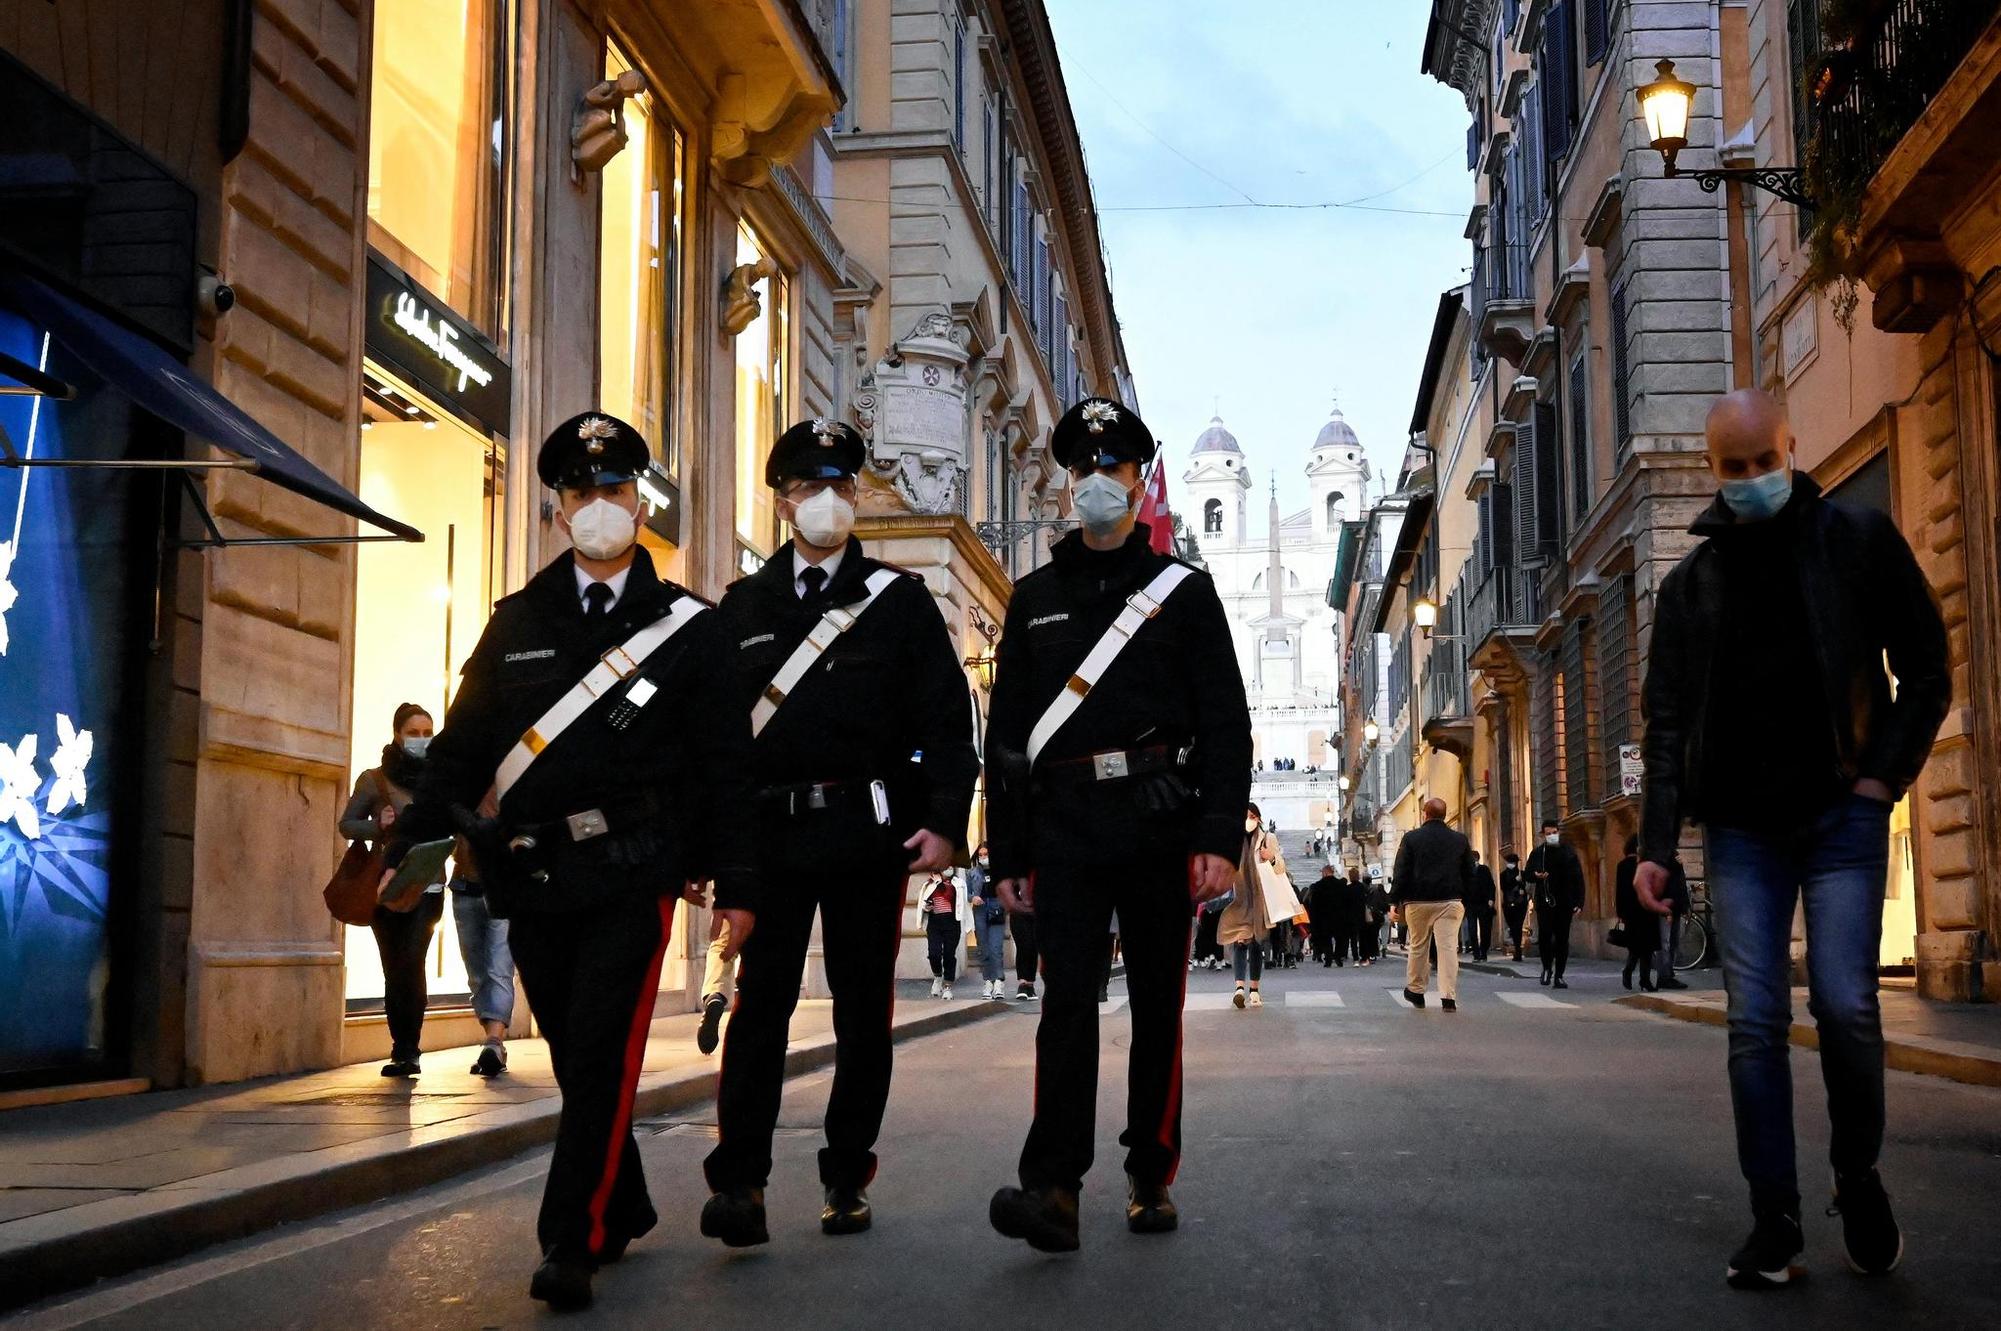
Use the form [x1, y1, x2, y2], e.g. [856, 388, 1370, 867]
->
[1203, 498, 1222, 534]
[1325, 492, 1344, 526]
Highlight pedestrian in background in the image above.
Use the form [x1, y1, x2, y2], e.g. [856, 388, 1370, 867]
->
[1309, 865, 1340, 966]
[1219, 805, 1277, 1008]
[447, 794, 514, 1078]
[1527, 819, 1585, 988]
[1011, 904, 1041, 1000]
[970, 843, 1010, 1000]
[922, 869, 969, 1000]
[1362, 876, 1389, 965]
[340, 702, 446, 1079]
[1499, 849, 1529, 963]
[693, 897, 736, 1056]
[1615, 836, 1658, 992]
[1465, 849, 1497, 963]
[1390, 798, 1473, 1011]
[1654, 856, 1692, 991]
[1635, 389, 1948, 1290]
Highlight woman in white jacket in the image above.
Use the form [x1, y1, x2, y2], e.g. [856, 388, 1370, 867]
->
[919, 869, 971, 999]
[1218, 804, 1286, 1009]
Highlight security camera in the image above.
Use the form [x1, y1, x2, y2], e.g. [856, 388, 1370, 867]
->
[198, 272, 236, 317]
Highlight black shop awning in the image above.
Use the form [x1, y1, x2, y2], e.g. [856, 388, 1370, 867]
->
[0, 268, 422, 546]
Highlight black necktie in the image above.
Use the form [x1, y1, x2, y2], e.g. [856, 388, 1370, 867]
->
[800, 566, 827, 601]
[584, 581, 613, 622]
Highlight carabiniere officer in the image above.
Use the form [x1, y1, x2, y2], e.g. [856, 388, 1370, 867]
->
[384, 412, 758, 1312]
[985, 396, 1251, 1252]
[699, 417, 979, 1246]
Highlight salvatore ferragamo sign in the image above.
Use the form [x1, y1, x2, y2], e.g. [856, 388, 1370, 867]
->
[364, 252, 512, 436]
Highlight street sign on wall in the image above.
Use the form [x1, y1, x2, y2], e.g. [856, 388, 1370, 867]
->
[1619, 743, 1643, 797]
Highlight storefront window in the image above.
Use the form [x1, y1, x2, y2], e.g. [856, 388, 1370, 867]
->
[599, 45, 683, 471]
[0, 315, 145, 1086]
[367, 0, 511, 335]
[733, 224, 788, 558]
[343, 368, 501, 1007]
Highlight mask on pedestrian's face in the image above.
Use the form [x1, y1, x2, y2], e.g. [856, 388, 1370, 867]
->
[1719, 463, 1793, 522]
[1544, 833, 1560, 847]
[1244, 816, 1259, 834]
[401, 736, 430, 759]
[562, 494, 640, 560]
[1071, 471, 1135, 536]
[1505, 857, 1519, 869]
[790, 486, 856, 548]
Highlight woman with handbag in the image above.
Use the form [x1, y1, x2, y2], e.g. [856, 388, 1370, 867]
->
[969, 843, 1010, 1000]
[339, 702, 448, 1076]
[1218, 804, 1279, 1009]
[1614, 835, 1658, 992]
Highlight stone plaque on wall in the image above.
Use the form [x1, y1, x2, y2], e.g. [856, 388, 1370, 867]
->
[853, 310, 971, 515]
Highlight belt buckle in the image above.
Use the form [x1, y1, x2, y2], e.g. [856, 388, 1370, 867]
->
[602, 644, 639, 678]
[807, 785, 829, 811]
[566, 808, 609, 841]
[1092, 750, 1130, 781]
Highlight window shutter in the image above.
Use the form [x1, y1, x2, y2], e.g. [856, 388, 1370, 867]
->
[1010, 178, 1029, 288]
[1567, 350, 1591, 520]
[1513, 424, 1544, 568]
[1584, 0, 1609, 66]
[1534, 398, 1563, 550]
[1562, 615, 1594, 811]
[1476, 490, 1495, 576]
[1786, 0, 1821, 149]
[1597, 574, 1632, 771]
[1540, 11, 1570, 169]
[1521, 81, 1544, 226]
[1492, 480, 1516, 572]
[952, 20, 966, 151]
[1611, 280, 1633, 455]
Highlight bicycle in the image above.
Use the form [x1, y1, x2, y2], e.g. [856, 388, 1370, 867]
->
[1673, 879, 1715, 971]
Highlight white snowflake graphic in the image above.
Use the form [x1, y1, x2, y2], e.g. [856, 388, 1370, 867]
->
[0, 731, 41, 840]
[0, 539, 17, 656]
[46, 713, 91, 817]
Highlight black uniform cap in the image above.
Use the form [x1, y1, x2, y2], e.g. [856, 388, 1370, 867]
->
[1051, 396, 1157, 471]
[538, 411, 651, 490]
[766, 416, 866, 488]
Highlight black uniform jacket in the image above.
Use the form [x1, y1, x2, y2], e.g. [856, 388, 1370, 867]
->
[394, 548, 758, 915]
[983, 524, 1252, 877]
[717, 539, 978, 857]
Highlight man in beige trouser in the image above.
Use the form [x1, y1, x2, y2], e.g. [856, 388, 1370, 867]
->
[1389, 797, 1475, 1011]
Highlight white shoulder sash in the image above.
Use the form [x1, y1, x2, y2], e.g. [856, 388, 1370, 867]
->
[750, 568, 902, 737]
[1025, 563, 1195, 766]
[493, 597, 708, 800]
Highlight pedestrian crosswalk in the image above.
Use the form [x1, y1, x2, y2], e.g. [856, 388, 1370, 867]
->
[1085, 985, 1589, 1014]
[1494, 991, 1575, 1009]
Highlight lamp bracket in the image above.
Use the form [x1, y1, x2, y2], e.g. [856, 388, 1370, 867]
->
[1666, 162, 1811, 208]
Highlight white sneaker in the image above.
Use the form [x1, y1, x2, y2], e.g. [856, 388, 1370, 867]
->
[942, 984, 954, 1001]
[930, 977, 943, 998]
[1248, 990, 1264, 1008]
[1233, 986, 1247, 1009]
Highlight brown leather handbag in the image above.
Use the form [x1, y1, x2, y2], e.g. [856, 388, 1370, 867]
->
[323, 838, 384, 925]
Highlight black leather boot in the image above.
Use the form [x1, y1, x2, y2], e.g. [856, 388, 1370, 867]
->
[821, 1185, 873, 1235]
[1126, 1176, 1179, 1234]
[699, 1187, 770, 1247]
[528, 1254, 594, 1311]
[989, 1184, 1081, 1252]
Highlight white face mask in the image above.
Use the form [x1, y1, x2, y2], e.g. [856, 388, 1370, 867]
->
[563, 496, 639, 561]
[1544, 833, 1560, 847]
[1072, 472, 1135, 536]
[401, 737, 430, 758]
[791, 487, 856, 548]
[1245, 817, 1260, 834]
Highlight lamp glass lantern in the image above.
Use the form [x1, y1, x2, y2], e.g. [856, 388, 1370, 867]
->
[1338, 774, 1352, 791]
[1638, 58, 1697, 170]
[1363, 720, 1380, 744]
[1413, 597, 1439, 631]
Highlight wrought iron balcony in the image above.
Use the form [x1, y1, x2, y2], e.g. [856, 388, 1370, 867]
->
[1464, 565, 1543, 672]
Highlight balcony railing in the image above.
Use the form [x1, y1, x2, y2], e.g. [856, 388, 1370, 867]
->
[1810, 1, 2001, 203]
[1465, 565, 1544, 659]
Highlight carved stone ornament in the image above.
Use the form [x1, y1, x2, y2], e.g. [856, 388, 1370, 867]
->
[572, 70, 647, 174]
[851, 367, 879, 441]
[891, 451, 965, 515]
[721, 258, 778, 338]
[860, 311, 971, 514]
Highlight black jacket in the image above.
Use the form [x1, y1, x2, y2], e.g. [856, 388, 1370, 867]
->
[1640, 477, 1949, 863]
[1500, 865, 1528, 914]
[717, 539, 978, 857]
[1465, 862, 1497, 914]
[1526, 840, 1585, 914]
[1390, 819, 1474, 904]
[984, 525, 1252, 875]
[393, 548, 758, 915]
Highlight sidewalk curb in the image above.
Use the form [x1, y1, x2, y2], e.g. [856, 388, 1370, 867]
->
[1617, 994, 2001, 1090]
[0, 1000, 1004, 1314]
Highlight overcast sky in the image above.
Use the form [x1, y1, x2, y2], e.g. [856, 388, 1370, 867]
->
[1045, 0, 1473, 531]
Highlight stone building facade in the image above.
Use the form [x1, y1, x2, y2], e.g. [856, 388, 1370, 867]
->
[0, 0, 849, 1095]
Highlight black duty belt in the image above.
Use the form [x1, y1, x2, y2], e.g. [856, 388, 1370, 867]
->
[758, 778, 882, 821]
[1036, 743, 1182, 792]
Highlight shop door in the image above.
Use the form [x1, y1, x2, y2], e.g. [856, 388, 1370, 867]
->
[343, 374, 499, 1009]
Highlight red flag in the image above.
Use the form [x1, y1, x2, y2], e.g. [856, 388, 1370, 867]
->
[1137, 460, 1174, 554]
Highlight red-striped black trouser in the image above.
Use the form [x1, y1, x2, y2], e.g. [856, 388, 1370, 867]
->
[1017, 846, 1195, 1195]
[509, 891, 673, 1262]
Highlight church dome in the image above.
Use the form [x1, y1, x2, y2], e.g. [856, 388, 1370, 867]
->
[1192, 416, 1242, 456]
[1315, 408, 1361, 452]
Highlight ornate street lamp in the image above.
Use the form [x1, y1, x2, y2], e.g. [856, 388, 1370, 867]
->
[1413, 597, 1439, 635]
[1363, 719, 1380, 745]
[963, 647, 997, 692]
[1637, 59, 1810, 206]
[1338, 774, 1352, 791]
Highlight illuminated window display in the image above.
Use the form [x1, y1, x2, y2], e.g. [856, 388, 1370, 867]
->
[0, 312, 140, 1083]
[366, 0, 510, 334]
[733, 224, 787, 559]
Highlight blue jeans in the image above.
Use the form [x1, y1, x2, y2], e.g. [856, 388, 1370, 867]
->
[976, 916, 1008, 982]
[451, 886, 516, 1027]
[1707, 793, 1890, 1215]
